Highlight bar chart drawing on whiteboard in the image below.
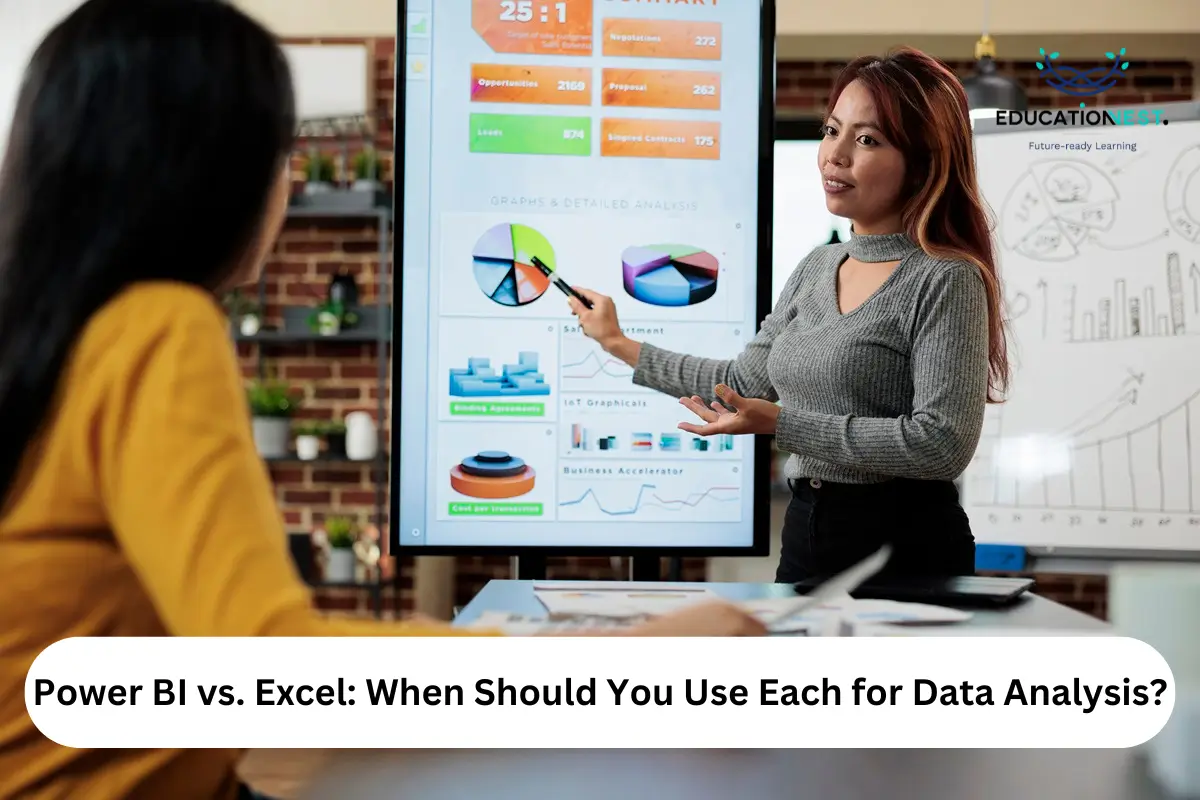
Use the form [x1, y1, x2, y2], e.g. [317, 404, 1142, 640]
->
[1065, 253, 1200, 343]
[967, 386, 1200, 515]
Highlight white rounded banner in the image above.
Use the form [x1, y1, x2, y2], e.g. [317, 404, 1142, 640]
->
[27, 635, 1174, 748]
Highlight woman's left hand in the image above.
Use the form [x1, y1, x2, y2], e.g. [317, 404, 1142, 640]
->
[678, 384, 780, 436]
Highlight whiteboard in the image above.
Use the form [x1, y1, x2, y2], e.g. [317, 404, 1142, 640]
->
[964, 102, 1200, 557]
[773, 140, 852, 304]
[282, 44, 369, 121]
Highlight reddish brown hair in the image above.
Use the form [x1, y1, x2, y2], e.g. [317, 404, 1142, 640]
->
[826, 47, 1009, 403]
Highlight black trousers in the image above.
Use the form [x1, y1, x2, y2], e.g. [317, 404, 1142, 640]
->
[775, 477, 976, 583]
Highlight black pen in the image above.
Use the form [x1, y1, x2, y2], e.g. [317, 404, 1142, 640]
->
[531, 255, 593, 309]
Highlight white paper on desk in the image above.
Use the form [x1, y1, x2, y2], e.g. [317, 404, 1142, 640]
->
[533, 584, 716, 620]
[464, 611, 637, 636]
[739, 597, 973, 632]
[852, 623, 1112, 637]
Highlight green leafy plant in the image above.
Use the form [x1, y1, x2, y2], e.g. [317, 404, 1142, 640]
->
[352, 148, 382, 182]
[222, 289, 260, 319]
[246, 380, 300, 418]
[323, 420, 346, 436]
[324, 516, 358, 549]
[307, 300, 360, 333]
[304, 153, 336, 183]
[292, 420, 324, 437]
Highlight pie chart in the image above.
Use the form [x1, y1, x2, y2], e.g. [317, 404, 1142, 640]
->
[1165, 145, 1200, 242]
[999, 160, 1118, 262]
[472, 223, 555, 307]
[622, 244, 719, 307]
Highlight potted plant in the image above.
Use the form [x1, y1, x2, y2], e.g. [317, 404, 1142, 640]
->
[223, 289, 262, 336]
[323, 419, 347, 457]
[292, 420, 323, 461]
[351, 146, 383, 191]
[303, 152, 336, 194]
[307, 299, 359, 336]
[247, 380, 299, 458]
[323, 516, 358, 582]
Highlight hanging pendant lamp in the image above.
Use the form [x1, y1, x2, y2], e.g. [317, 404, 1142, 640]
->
[960, 2, 1028, 122]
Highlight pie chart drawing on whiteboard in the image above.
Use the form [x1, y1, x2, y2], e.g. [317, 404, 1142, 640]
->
[999, 160, 1118, 262]
[622, 244, 719, 307]
[472, 223, 554, 307]
[1164, 145, 1200, 242]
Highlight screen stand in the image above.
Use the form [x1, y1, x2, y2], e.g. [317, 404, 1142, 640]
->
[630, 557, 662, 582]
[515, 555, 547, 581]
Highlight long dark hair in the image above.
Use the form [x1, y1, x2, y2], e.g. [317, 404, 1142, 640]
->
[827, 48, 1009, 403]
[0, 0, 296, 506]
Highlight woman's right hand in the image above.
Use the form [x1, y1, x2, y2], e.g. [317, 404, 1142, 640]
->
[568, 287, 642, 367]
[568, 287, 623, 348]
[625, 602, 769, 637]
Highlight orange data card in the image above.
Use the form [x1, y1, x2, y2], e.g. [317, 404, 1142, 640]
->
[601, 18, 721, 60]
[472, 0, 594, 56]
[600, 119, 720, 160]
[471, 64, 592, 105]
[601, 69, 720, 110]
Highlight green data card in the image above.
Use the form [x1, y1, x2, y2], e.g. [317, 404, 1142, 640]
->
[470, 113, 591, 156]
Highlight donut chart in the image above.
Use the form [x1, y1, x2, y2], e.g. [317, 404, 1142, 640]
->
[622, 244, 719, 307]
[999, 160, 1118, 262]
[472, 223, 555, 307]
[450, 450, 536, 498]
[1165, 145, 1200, 242]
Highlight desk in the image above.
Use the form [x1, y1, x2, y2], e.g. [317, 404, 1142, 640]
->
[297, 749, 1166, 800]
[453, 579, 1111, 632]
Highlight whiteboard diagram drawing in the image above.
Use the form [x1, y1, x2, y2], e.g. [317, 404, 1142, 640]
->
[1005, 279, 1049, 339]
[966, 370, 1200, 517]
[1000, 160, 1119, 261]
[1064, 252, 1200, 343]
[1164, 144, 1200, 242]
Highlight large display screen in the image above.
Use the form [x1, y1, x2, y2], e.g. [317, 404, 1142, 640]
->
[393, 0, 774, 553]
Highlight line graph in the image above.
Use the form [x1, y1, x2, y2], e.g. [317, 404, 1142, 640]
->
[967, 385, 1200, 514]
[557, 464, 743, 522]
[559, 484, 740, 517]
[560, 325, 745, 393]
[560, 336, 639, 393]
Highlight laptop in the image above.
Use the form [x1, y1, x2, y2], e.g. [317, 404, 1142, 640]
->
[792, 574, 1035, 608]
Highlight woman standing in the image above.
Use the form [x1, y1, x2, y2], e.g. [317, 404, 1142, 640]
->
[571, 48, 1007, 583]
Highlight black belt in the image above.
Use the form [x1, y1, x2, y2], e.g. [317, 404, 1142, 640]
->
[788, 476, 954, 501]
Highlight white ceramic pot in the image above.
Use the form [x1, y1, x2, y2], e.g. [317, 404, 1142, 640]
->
[345, 411, 378, 461]
[295, 435, 320, 461]
[239, 315, 261, 336]
[251, 417, 290, 458]
[316, 310, 340, 336]
[326, 548, 356, 583]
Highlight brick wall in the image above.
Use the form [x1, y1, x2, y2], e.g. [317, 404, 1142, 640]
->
[247, 40, 1193, 620]
[776, 58, 1194, 112]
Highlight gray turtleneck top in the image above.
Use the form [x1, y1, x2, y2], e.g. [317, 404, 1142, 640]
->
[631, 231, 991, 484]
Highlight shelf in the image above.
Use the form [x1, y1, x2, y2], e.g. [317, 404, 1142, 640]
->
[286, 190, 391, 218]
[237, 329, 389, 343]
[264, 453, 376, 465]
[235, 305, 392, 343]
[305, 579, 384, 590]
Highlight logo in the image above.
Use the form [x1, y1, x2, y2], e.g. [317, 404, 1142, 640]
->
[992, 47, 1169, 128]
[1036, 47, 1127, 100]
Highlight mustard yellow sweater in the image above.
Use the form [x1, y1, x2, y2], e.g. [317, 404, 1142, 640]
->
[0, 282, 493, 800]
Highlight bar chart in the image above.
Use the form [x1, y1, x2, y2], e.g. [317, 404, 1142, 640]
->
[1066, 253, 1198, 343]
